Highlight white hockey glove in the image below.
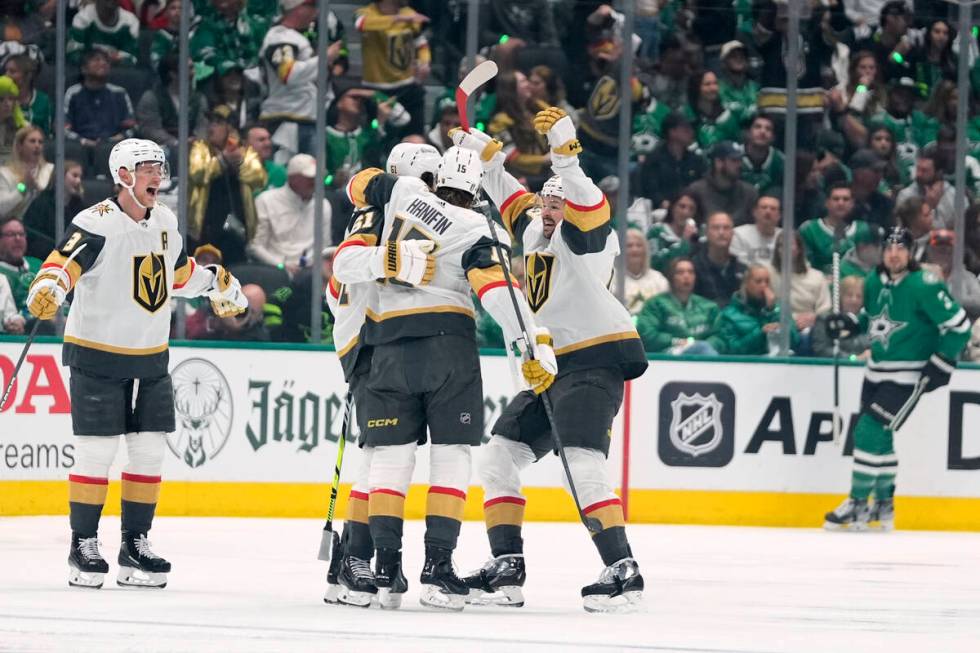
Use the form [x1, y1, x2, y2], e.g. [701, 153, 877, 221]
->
[370, 240, 436, 287]
[521, 327, 558, 394]
[448, 127, 505, 170]
[26, 272, 68, 320]
[533, 106, 582, 157]
[205, 264, 247, 318]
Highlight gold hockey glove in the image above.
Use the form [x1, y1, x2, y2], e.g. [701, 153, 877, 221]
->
[533, 107, 582, 156]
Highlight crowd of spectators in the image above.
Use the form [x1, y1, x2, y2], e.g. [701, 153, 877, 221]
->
[1, 0, 980, 362]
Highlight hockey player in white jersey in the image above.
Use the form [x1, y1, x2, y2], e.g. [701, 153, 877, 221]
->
[26, 139, 247, 589]
[451, 108, 648, 612]
[259, 0, 344, 161]
[332, 145, 556, 611]
[323, 142, 441, 607]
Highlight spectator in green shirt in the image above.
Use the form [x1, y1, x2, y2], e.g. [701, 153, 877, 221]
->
[717, 40, 757, 116]
[740, 113, 784, 193]
[646, 191, 700, 272]
[683, 70, 743, 149]
[715, 264, 799, 355]
[636, 256, 722, 355]
[67, 0, 140, 65]
[3, 55, 51, 136]
[190, 0, 264, 84]
[799, 182, 874, 274]
[0, 218, 42, 322]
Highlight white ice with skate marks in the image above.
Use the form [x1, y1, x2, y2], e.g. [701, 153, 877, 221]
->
[1, 517, 979, 653]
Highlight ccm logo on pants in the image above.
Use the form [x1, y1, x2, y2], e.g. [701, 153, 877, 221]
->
[367, 418, 399, 428]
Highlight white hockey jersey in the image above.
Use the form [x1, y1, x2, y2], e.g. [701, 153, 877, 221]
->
[41, 198, 217, 378]
[327, 206, 380, 381]
[483, 159, 648, 380]
[259, 25, 319, 122]
[333, 169, 532, 347]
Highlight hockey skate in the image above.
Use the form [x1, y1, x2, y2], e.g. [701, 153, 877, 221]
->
[581, 558, 644, 613]
[868, 499, 895, 532]
[374, 548, 408, 610]
[117, 531, 171, 588]
[419, 546, 467, 611]
[323, 531, 344, 604]
[823, 497, 871, 532]
[462, 554, 526, 607]
[336, 556, 378, 608]
[68, 534, 109, 589]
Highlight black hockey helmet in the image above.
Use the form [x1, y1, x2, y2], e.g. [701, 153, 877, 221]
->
[883, 226, 914, 250]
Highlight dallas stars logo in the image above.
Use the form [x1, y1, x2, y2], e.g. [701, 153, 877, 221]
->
[868, 305, 906, 348]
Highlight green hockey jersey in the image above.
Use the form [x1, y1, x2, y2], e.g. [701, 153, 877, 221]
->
[67, 5, 140, 65]
[646, 222, 694, 273]
[799, 218, 874, 274]
[741, 147, 784, 193]
[861, 268, 971, 385]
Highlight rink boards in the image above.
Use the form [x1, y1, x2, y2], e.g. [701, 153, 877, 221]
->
[1, 340, 979, 529]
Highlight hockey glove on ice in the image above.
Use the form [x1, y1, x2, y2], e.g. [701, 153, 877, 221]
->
[205, 265, 248, 318]
[826, 312, 859, 340]
[921, 353, 956, 393]
[533, 107, 582, 157]
[371, 239, 436, 287]
[26, 272, 69, 320]
[521, 327, 558, 394]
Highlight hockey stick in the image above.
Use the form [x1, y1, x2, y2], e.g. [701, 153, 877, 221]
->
[831, 227, 843, 444]
[456, 60, 498, 132]
[1, 243, 87, 411]
[317, 389, 353, 561]
[480, 214, 603, 535]
[458, 62, 600, 534]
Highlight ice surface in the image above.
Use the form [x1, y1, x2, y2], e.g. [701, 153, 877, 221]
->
[2, 517, 979, 653]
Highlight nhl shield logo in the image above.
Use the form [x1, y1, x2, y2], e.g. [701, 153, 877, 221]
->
[524, 253, 555, 312]
[658, 382, 735, 467]
[132, 252, 169, 313]
[168, 358, 233, 468]
[669, 393, 724, 457]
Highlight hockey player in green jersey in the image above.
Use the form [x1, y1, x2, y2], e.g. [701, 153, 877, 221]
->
[823, 227, 970, 532]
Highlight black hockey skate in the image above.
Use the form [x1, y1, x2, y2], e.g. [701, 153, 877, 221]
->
[323, 531, 344, 604]
[823, 497, 871, 532]
[463, 554, 526, 607]
[68, 533, 109, 589]
[337, 556, 378, 608]
[581, 558, 644, 613]
[374, 548, 408, 610]
[117, 531, 171, 588]
[868, 499, 895, 532]
[419, 546, 467, 611]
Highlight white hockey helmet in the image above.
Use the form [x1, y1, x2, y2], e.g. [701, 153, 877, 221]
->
[386, 142, 441, 180]
[540, 175, 564, 200]
[436, 146, 483, 197]
[108, 138, 169, 186]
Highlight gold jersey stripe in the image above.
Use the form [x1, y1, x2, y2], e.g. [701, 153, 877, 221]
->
[484, 501, 525, 529]
[466, 265, 515, 297]
[585, 503, 626, 531]
[426, 492, 466, 521]
[41, 253, 82, 289]
[347, 168, 384, 207]
[369, 491, 406, 519]
[500, 191, 538, 238]
[554, 331, 639, 356]
[69, 481, 108, 505]
[121, 478, 161, 504]
[564, 196, 610, 232]
[63, 336, 169, 356]
[366, 305, 475, 322]
[346, 494, 369, 524]
[336, 334, 359, 358]
[173, 259, 194, 288]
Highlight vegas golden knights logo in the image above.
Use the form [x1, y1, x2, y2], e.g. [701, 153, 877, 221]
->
[588, 76, 620, 121]
[524, 253, 555, 312]
[388, 32, 412, 71]
[133, 253, 169, 313]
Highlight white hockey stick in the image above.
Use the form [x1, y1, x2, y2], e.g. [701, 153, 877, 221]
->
[456, 60, 498, 132]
